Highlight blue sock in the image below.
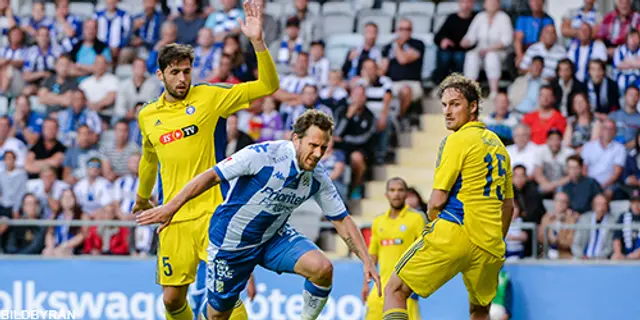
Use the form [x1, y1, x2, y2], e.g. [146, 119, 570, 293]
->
[301, 279, 331, 320]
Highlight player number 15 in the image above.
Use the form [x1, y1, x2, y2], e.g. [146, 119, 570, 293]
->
[483, 153, 506, 200]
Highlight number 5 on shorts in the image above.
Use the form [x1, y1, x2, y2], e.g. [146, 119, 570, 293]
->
[162, 256, 173, 276]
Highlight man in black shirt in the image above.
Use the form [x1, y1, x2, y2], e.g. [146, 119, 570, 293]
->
[432, 0, 476, 84]
[380, 18, 425, 117]
[24, 119, 67, 179]
[37, 55, 78, 115]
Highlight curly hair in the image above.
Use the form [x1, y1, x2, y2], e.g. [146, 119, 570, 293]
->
[292, 109, 334, 138]
[437, 73, 483, 116]
[157, 43, 195, 72]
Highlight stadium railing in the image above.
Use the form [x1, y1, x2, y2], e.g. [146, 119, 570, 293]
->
[542, 223, 640, 259]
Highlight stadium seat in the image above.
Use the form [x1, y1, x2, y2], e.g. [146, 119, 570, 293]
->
[543, 199, 553, 213]
[401, 13, 432, 34]
[18, 3, 54, 18]
[322, 2, 354, 16]
[376, 33, 395, 48]
[325, 33, 364, 69]
[322, 14, 356, 36]
[265, 2, 284, 20]
[436, 2, 461, 16]
[307, 2, 321, 15]
[610, 200, 630, 216]
[433, 15, 448, 34]
[69, 2, 96, 19]
[381, 1, 397, 16]
[121, 0, 144, 16]
[0, 96, 8, 116]
[413, 33, 436, 80]
[398, 2, 435, 16]
[115, 64, 133, 80]
[357, 10, 393, 34]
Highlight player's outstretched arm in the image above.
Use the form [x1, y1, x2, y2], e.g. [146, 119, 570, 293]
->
[136, 168, 221, 232]
[331, 215, 382, 297]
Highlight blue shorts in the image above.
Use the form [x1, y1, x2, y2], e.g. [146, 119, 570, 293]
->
[206, 225, 319, 312]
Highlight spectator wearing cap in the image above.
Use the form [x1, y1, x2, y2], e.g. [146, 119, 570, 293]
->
[192, 28, 220, 83]
[145, 20, 177, 73]
[205, 0, 244, 42]
[342, 22, 381, 81]
[571, 194, 615, 259]
[581, 118, 626, 199]
[432, 0, 475, 84]
[73, 157, 112, 216]
[20, 1, 53, 39]
[460, 0, 513, 99]
[79, 55, 118, 124]
[483, 92, 520, 146]
[209, 53, 240, 85]
[62, 125, 105, 185]
[51, 0, 83, 47]
[518, 24, 566, 82]
[509, 56, 544, 115]
[562, 154, 603, 214]
[380, 18, 425, 117]
[26, 166, 70, 219]
[273, 52, 315, 124]
[57, 90, 103, 148]
[566, 23, 608, 83]
[563, 92, 600, 152]
[333, 85, 376, 200]
[538, 192, 579, 259]
[24, 118, 66, 180]
[285, 0, 322, 46]
[5, 193, 46, 254]
[0, 0, 19, 47]
[550, 59, 587, 117]
[99, 120, 139, 180]
[522, 85, 567, 145]
[597, 0, 640, 57]
[514, 0, 555, 67]
[0, 116, 27, 172]
[612, 30, 640, 98]
[225, 114, 253, 157]
[534, 128, 574, 198]
[507, 124, 540, 177]
[10, 95, 45, 147]
[0, 27, 27, 97]
[609, 86, 640, 148]
[585, 59, 620, 118]
[93, 0, 132, 61]
[512, 165, 545, 226]
[284, 84, 332, 138]
[308, 41, 329, 88]
[174, 0, 206, 46]
[114, 58, 160, 122]
[272, 16, 305, 74]
[130, 0, 165, 52]
[561, 0, 601, 40]
[65, 20, 111, 77]
[37, 55, 78, 114]
[612, 189, 640, 260]
[0, 150, 27, 217]
[22, 26, 60, 96]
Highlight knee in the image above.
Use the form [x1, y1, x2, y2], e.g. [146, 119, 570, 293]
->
[350, 152, 365, 167]
[310, 259, 334, 282]
[400, 87, 411, 99]
[162, 288, 186, 311]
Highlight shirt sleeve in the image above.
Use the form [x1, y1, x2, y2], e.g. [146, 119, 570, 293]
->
[368, 218, 379, 256]
[515, 17, 525, 33]
[614, 145, 627, 167]
[136, 110, 158, 199]
[432, 136, 465, 192]
[313, 173, 348, 221]
[213, 144, 267, 182]
[503, 154, 515, 200]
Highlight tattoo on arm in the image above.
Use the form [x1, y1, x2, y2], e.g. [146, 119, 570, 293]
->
[344, 236, 361, 258]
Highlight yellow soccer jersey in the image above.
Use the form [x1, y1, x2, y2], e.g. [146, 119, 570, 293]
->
[368, 205, 426, 283]
[432, 121, 513, 258]
[137, 50, 279, 222]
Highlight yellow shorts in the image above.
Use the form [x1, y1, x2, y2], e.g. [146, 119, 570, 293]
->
[365, 286, 420, 320]
[156, 214, 210, 286]
[395, 219, 504, 306]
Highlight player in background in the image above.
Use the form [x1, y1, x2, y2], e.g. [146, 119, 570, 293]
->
[382, 74, 515, 320]
[132, 2, 279, 320]
[362, 177, 425, 320]
[137, 110, 381, 320]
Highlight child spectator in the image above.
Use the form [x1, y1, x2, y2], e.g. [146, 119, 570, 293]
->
[251, 96, 283, 142]
[10, 95, 45, 147]
[42, 189, 85, 257]
[319, 70, 348, 107]
[319, 138, 347, 203]
[308, 40, 329, 88]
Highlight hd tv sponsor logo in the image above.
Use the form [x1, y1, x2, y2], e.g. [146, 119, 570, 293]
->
[0, 281, 364, 320]
[159, 125, 199, 145]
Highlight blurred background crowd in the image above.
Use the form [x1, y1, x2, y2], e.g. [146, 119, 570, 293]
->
[0, 0, 639, 262]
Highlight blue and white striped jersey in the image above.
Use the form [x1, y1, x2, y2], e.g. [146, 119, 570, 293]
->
[211, 140, 348, 250]
[94, 9, 132, 48]
[0, 46, 27, 61]
[23, 45, 61, 72]
[204, 9, 244, 35]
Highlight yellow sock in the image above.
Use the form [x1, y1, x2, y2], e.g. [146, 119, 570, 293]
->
[383, 308, 409, 320]
[229, 299, 248, 320]
[166, 302, 194, 320]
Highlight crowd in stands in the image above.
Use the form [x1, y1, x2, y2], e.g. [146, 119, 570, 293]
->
[0, 0, 639, 261]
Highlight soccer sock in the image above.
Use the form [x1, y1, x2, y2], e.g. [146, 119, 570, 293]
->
[301, 279, 331, 320]
[228, 299, 249, 320]
[166, 301, 194, 320]
[382, 308, 409, 320]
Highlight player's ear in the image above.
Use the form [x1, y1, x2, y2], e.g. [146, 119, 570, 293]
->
[469, 101, 478, 116]
[155, 68, 164, 82]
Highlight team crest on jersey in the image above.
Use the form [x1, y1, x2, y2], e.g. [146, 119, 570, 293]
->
[186, 105, 196, 115]
[159, 124, 199, 144]
[400, 224, 407, 232]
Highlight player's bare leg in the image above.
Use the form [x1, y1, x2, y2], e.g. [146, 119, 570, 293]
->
[163, 285, 193, 320]
[206, 304, 233, 320]
[293, 250, 334, 320]
[469, 303, 490, 320]
[382, 273, 413, 320]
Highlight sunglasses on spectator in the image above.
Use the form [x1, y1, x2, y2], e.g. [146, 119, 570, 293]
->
[397, 27, 412, 31]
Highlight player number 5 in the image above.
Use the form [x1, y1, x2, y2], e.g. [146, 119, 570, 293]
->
[162, 257, 173, 276]
[483, 153, 506, 200]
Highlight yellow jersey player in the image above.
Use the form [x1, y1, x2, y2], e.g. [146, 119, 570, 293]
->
[363, 177, 425, 320]
[132, 2, 279, 320]
[382, 74, 516, 320]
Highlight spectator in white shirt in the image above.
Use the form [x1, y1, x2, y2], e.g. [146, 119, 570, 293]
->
[0, 116, 27, 172]
[26, 166, 70, 219]
[0, 150, 27, 217]
[581, 118, 626, 199]
[318, 70, 348, 106]
[308, 40, 329, 88]
[567, 23, 608, 83]
[519, 24, 567, 81]
[534, 129, 575, 197]
[79, 55, 118, 123]
[114, 57, 160, 122]
[112, 153, 143, 220]
[73, 157, 112, 216]
[506, 124, 540, 178]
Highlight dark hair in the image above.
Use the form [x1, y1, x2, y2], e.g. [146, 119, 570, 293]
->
[588, 59, 607, 71]
[115, 119, 129, 128]
[531, 55, 545, 65]
[286, 16, 301, 28]
[556, 58, 574, 74]
[77, 124, 90, 132]
[386, 177, 408, 191]
[157, 43, 195, 72]
[310, 40, 325, 48]
[361, 58, 377, 68]
[19, 193, 42, 219]
[438, 73, 482, 116]
[43, 117, 58, 128]
[540, 84, 554, 93]
[625, 85, 640, 95]
[292, 109, 334, 138]
[297, 51, 309, 58]
[364, 22, 378, 30]
[55, 189, 84, 236]
[302, 84, 318, 93]
[513, 164, 527, 174]
[406, 187, 427, 213]
[547, 128, 562, 138]
[2, 150, 16, 160]
[566, 154, 584, 167]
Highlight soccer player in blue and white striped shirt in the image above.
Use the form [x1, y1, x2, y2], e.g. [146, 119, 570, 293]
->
[93, 0, 132, 50]
[23, 26, 61, 95]
[138, 110, 381, 320]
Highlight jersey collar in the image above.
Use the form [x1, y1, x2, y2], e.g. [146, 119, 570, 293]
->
[286, 141, 303, 173]
[385, 204, 410, 219]
[158, 86, 195, 108]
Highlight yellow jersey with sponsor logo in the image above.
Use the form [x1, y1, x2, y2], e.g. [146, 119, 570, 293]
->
[368, 205, 426, 283]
